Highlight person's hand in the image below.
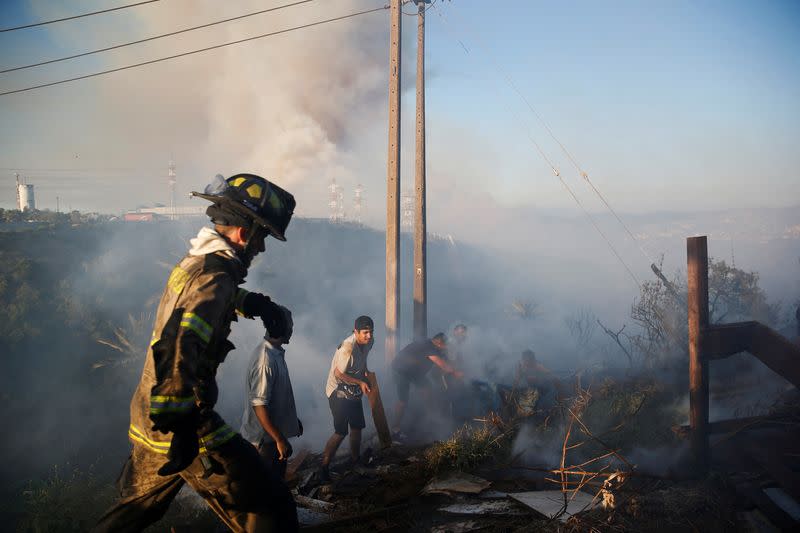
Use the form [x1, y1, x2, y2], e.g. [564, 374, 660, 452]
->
[360, 381, 372, 395]
[157, 425, 199, 476]
[297, 419, 304, 437]
[453, 370, 465, 379]
[276, 438, 293, 461]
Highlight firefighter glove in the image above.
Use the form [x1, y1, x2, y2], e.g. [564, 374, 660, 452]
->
[264, 305, 293, 342]
[157, 425, 199, 476]
[241, 292, 278, 319]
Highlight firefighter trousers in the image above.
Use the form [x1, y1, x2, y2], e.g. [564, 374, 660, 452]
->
[93, 434, 298, 533]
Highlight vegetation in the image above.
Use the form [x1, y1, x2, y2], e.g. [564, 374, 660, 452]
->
[600, 257, 784, 369]
[424, 418, 512, 473]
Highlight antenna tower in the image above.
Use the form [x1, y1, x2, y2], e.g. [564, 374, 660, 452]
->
[401, 189, 414, 230]
[328, 178, 346, 223]
[353, 183, 364, 224]
[168, 160, 177, 220]
[15, 173, 21, 211]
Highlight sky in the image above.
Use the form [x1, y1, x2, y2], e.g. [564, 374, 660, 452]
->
[0, 0, 798, 225]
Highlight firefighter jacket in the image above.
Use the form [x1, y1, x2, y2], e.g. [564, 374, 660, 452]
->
[128, 233, 254, 456]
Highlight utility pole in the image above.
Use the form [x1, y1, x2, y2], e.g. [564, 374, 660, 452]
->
[385, 0, 402, 365]
[413, 0, 430, 340]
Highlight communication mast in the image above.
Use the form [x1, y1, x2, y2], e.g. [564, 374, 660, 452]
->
[328, 177, 345, 223]
[168, 160, 177, 221]
[353, 183, 364, 224]
[401, 189, 414, 231]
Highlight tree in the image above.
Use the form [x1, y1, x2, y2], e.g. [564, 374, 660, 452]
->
[623, 258, 778, 368]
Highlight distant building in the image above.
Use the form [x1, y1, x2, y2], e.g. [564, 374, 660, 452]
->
[124, 212, 158, 222]
[123, 206, 206, 222]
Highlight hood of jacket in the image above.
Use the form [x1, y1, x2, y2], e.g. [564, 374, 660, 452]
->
[189, 227, 238, 259]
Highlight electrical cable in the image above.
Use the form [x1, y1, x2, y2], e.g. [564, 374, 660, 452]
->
[0, 4, 388, 97]
[433, 3, 642, 289]
[401, 0, 437, 16]
[1, 0, 318, 74]
[440, 4, 657, 268]
[1, 0, 160, 32]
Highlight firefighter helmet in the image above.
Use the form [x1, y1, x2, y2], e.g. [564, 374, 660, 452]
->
[192, 173, 295, 241]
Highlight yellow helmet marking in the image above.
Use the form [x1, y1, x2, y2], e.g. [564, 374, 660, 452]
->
[246, 183, 263, 199]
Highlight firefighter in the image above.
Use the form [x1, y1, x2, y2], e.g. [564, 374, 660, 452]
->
[94, 174, 299, 533]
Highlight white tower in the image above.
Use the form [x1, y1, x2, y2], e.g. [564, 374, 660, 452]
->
[16, 174, 35, 211]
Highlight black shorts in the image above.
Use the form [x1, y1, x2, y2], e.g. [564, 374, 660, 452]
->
[328, 394, 365, 436]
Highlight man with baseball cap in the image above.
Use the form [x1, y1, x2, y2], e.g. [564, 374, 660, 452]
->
[319, 315, 375, 482]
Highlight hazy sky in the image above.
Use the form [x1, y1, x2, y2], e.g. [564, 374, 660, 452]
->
[1, 0, 798, 225]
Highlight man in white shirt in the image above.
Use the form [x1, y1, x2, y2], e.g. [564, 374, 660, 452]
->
[319, 315, 375, 482]
[240, 314, 301, 481]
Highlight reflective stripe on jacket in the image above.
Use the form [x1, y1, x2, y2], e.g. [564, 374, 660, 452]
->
[129, 250, 251, 454]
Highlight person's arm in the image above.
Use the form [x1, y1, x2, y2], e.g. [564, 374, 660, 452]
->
[252, 405, 292, 459]
[149, 270, 234, 434]
[428, 355, 464, 378]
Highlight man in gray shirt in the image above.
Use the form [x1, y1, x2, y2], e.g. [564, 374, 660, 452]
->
[240, 316, 301, 481]
[319, 315, 375, 482]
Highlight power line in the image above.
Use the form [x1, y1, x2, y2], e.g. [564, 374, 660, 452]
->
[432, 3, 642, 289]
[1, 0, 318, 74]
[1, 1, 161, 33]
[439, 4, 657, 268]
[0, 5, 388, 97]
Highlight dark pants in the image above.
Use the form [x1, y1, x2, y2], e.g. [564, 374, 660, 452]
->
[93, 434, 298, 533]
[257, 440, 288, 482]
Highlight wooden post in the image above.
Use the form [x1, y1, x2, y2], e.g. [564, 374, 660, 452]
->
[687, 236, 710, 473]
[386, 0, 401, 366]
[413, 0, 428, 341]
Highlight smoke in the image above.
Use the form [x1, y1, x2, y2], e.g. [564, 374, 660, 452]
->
[1, 0, 394, 216]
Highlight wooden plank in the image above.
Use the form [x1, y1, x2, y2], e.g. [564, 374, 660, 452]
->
[704, 322, 755, 359]
[677, 415, 791, 436]
[749, 443, 800, 504]
[740, 484, 798, 531]
[366, 371, 392, 449]
[705, 321, 800, 388]
[286, 447, 310, 483]
[749, 322, 800, 389]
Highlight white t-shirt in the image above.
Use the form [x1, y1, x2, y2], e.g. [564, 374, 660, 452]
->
[325, 333, 373, 399]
